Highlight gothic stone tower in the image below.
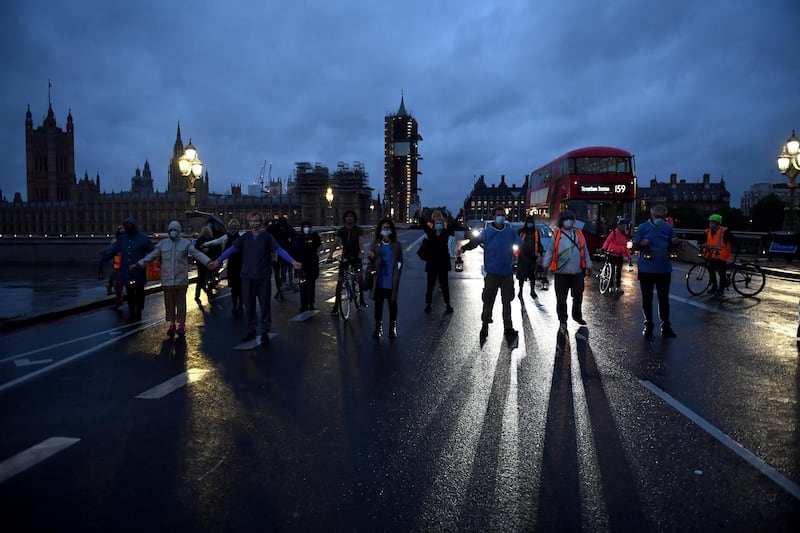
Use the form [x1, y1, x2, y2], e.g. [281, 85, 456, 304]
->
[384, 94, 421, 223]
[25, 91, 77, 202]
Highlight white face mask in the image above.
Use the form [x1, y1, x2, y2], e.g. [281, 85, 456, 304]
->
[562, 219, 574, 229]
[495, 215, 505, 225]
[381, 230, 392, 238]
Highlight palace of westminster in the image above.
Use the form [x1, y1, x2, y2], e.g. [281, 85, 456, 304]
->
[0, 94, 427, 235]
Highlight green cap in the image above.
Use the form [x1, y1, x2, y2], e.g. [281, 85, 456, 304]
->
[708, 214, 722, 223]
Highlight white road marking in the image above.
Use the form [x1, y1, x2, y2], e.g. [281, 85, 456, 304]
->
[0, 437, 80, 483]
[669, 294, 795, 337]
[14, 358, 53, 367]
[0, 321, 162, 394]
[289, 310, 320, 321]
[135, 368, 209, 399]
[0, 320, 162, 363]
[640, 380, 800, 501]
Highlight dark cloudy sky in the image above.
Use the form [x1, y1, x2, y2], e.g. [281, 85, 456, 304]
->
[1, 0, 798, 213]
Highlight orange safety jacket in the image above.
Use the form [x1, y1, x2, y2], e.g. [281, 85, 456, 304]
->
[515, 228, 540, 258]
[549, 228, 587, 271]
[702, 226, 732, 261]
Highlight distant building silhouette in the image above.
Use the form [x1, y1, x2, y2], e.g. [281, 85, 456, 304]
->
[384, 94, 422, 223]
[740, 182, 794, 216]
[636, 173, 730, 223]
[462, 174, 528, 222]
[1, 97, 374, 235]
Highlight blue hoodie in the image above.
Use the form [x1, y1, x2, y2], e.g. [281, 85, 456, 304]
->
[464, 223, 523, 276]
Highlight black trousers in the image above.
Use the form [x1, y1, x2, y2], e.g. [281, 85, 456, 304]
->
[553, 272, 585, 323]
[608, 254, 624, 287]
[707, 258, 728, 289]
[126, 280, 145, 318]
[425, 268, 450, 305]
[373, 287, 397, 324]
[638, 271, 671, 325]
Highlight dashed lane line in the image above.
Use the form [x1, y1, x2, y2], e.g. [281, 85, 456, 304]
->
[0, 437, 80, 484]
[135, 368, 210, 399]
[640, 380, 800, 501]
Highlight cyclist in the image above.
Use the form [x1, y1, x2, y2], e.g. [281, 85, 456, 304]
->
[698, 213, 737, 295]
[327, 210, 366, 313]
[601, 217, 632, 293]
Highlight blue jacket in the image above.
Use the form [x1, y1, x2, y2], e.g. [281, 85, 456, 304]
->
[463, 223, 523, 276]
[217, 230, 296, 279]
[98, 217, 155, 284]
[633, 220, 676, 273]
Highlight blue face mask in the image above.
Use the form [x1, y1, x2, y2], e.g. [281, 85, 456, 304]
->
[495, 215, 505, 225]
[434, 223, 443, 231]
[526, 222, 534, 228]
[169, 230, 180, 239]
[652, 217, 664, 226]
[381, 230, 392, 237]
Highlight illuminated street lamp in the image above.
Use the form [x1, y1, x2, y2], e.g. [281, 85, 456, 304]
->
[325, 186, 334, 226]
[777, 129, 800, 231]
[178, 139, 204, 212]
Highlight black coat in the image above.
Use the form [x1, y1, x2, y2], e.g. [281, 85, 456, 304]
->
[423, 224, 455, 273]
[294, 231, 322, 280]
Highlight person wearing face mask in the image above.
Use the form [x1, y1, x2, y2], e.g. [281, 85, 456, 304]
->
[632, 204, 679, 337]
[422, 210, 456, 313]
[209, 212, 302, 344]
[516, 214, 544, 300]
[367, 218, 404, 339]
[698, 214, 736, 295]
[98, 216, 155, 323]
[458, 206, 524, 343]
[293, 221, 322, 312]
[204, 219, 244, 313]
[543, 210, 593, 332]
[601, 217, 633, 293]
[131, 220, 212, 336]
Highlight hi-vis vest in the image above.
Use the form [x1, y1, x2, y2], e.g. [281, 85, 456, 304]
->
[515, 227, 540, 258]
[550, 228, 587, 271]
[702, 226, 732, 261]
[113, 252, 122, 270]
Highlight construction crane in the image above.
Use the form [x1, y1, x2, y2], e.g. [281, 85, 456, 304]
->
[258, 160, 272, 195]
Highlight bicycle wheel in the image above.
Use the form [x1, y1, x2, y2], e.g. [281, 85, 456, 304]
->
[686, 263, 711, 295]
[598, 262, 612, 294]
[339, 281, 352, 319]
[731, 262, 765, 297]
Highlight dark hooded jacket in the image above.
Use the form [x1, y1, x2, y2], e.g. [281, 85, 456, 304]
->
[98, 216, 155, 284]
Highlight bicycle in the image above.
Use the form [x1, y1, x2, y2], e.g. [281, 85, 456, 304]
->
[597, 251, 623, 295]
[337, 258, 364, 319]
[685, 252, 766, 297]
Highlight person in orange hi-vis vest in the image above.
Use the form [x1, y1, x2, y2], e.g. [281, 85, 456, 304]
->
[542, 210, 593, 333]
[698, 213, 737, 295]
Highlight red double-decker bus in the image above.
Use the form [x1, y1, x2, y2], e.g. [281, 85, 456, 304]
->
[526, 146, 637, 254]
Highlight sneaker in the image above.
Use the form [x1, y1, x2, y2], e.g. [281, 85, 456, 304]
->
[642, 322, 654, 337]
[424, 304, 432, 313]
[176, 323, 186, 336]
[573, 317, 587, 326]
[167, 323, 176, 334]
[372, 325, 383, 339]
[504, 328, 518, 338]
[531, 290, 538, 299]
[331, 306, 339, 315]
[243, 331, 256, 342]
[661, 325, 677, 338]
[479, 323, 489, 340]
[617, 288, 624, 295]
[261, 332, 270, 344]
[705, 286, 718, 294]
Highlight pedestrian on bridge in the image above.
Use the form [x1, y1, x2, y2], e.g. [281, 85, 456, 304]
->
[98, 216, 155, 323]
[458, 206, 524, 343]
[210, 211, 302, 345]
[294, 221, 322, 313]
[422, 210, 456, 314]
[543, 210, 593, 332]
[698, 213, 737, 295]
[131, 220, 213, 336]
[633, 204, 678, 338]
[367, 218, 403, 339]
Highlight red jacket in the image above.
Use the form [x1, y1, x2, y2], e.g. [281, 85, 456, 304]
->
[602, 228, 631, 259]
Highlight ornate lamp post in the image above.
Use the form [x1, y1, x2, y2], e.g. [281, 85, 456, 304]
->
[178, 139, 204, 212]
[777, 129, 800, 231]
[325, 187, 334, 227]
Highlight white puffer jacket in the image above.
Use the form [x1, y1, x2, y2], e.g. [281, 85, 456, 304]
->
[137, 220, 211, 287]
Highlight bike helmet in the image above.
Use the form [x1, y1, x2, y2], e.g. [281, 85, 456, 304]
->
[708, 214, 722, 223]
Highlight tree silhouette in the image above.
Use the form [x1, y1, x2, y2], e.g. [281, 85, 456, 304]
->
[749, 194, 785, 232]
